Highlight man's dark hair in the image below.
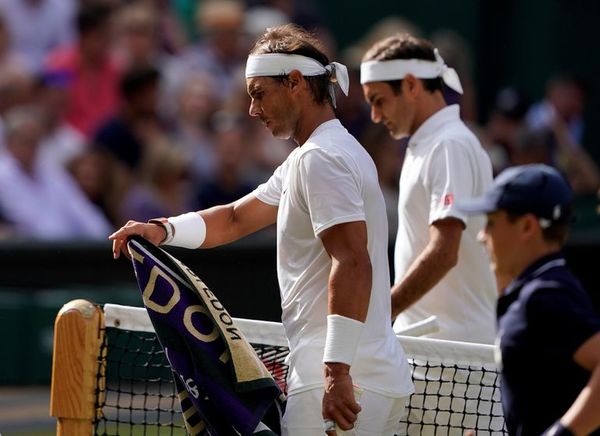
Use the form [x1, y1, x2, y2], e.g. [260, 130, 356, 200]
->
[249, 24, 333, 106]
[362, 33, 444, 95]
[119, 66, 160, 100]
[77, 3, 113, 35]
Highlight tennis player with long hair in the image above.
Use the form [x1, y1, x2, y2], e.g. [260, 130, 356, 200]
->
[110, 24, 413, 435]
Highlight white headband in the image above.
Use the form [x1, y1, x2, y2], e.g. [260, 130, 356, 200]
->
[245, 54, 349, 107]
[360, 49, 463, 94]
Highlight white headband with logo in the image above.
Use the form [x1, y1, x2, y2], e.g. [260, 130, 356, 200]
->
[360, 49, 463, 94]
[245, 54, 350, 107]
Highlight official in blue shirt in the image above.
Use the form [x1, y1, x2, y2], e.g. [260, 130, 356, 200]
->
[459, 164, 600, 436]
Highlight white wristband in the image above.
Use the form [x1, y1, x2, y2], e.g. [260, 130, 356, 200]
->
[323, 314, 365, 366]
[165, 212, 206, 249]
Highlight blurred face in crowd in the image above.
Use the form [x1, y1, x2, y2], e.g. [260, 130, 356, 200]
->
[0, 18, 9, 55]
[362, 80, 417, 139]
[247, 76, 299, 140]
[129, 82, 159, 118]
[7, 119, 43, 172]
[178, 75, 217, 123]
[548, 81, 584, 122]
[81, 23, 112, 63]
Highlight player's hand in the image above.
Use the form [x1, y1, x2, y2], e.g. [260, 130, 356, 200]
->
[108, 220, 165, 259]
[322, 363, 361, 435]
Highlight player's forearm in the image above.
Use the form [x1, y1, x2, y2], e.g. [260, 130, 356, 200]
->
[391, 242, 457, 318]
[560, 363, 600, 435]
[200, 194, 276, 248]
[327, 254, 372, 322]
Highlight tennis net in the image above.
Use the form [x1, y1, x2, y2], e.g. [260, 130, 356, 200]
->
[54, 302, 506, 435]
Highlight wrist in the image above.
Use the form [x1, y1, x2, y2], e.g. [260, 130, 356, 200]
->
[323, 314, 364, 366]
[147, 218, 173, 244]
[164, 212, 206, 249]
[324, 362, 350, 376]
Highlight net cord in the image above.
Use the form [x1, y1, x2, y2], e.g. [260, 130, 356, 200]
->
[104, 304, 497, 367]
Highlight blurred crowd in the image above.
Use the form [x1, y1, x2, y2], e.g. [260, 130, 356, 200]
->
[0, 0, 598, 241]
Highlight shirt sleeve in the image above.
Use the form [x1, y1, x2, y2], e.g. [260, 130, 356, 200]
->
[296, 149, 365, 236]
[526, 284, 600, 358]
[424, 139, 475, 225]
[253, 160, 285, 207]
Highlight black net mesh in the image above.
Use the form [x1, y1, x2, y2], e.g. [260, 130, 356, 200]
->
[93, 326, 507, 435]
[399, 359, 506, 435]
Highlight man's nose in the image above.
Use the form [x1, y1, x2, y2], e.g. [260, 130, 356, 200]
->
[249, 99, 261, 117]
[370, 105, 381, 123]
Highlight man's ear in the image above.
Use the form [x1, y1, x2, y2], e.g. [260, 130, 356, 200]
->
[520, 214, 542, 241]
[403, 74, 421, 98]
[287, 70, 303, 93]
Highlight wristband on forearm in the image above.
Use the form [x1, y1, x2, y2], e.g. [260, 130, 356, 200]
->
[323, 314, 365, 366]
[542, 421, 574, 436]
[149, 212, 206, 249]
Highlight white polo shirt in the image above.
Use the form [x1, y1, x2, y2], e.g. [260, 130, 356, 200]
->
[254, 119, 414, 397]
[393, 105, 497, 344]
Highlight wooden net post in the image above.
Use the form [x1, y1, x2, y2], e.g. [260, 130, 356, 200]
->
[50, 299, 106, 436]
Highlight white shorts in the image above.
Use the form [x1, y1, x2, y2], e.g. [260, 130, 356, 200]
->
[282, 387, 409, 436]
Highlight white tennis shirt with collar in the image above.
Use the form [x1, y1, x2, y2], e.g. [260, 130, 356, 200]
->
[393, 104, 497, 344]
[254, 118, 414, 398]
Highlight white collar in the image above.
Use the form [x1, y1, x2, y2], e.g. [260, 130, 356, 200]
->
[408, 105, 460, 148]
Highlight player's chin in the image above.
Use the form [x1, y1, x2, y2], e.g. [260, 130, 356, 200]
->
[390, 128, 408, 140]
[272, 127, 292, 140]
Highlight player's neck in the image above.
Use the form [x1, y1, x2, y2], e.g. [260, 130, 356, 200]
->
[293, 102, 336, 145]
[411, 92, 447, 134]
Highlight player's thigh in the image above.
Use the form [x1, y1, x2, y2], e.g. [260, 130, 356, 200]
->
[354, 389, 409, 436]
[282, 387, 409, 436]
[281, 388, 323, 436]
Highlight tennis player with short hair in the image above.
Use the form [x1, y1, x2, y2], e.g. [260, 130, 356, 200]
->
[460, 164, 600, 436]
[360, 33, 497, 344]
[110, 24, 413, 435]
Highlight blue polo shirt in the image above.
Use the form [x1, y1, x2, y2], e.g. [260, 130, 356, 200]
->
[497, 251, 600, 436]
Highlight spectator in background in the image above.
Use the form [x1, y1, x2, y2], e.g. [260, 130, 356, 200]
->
[171, 71, 219, 184]
[488, 85, 599, 195]
[94, 65, 172, 224]
[0, 0, 75, 73]
[196, 112, 255, 209]
[45, 2, 120, 138]
[0, 12, 28, 79]
[113, 1, 168, 70]
[68, 149, 113, 224]
[141, 0, 188, 55]
[0, 68, 34, 149]
[0, 12, 34, 145]
[120, 145, 194, 222]
[485, 87, 531, 174]
[36, 70, 87, 169]
[459, 164, 600, 436]
[512, 125, 600, 195]
[527, 73, 586, 144]
[164, 0, 246, 108]
[0, 106, 111, 240]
